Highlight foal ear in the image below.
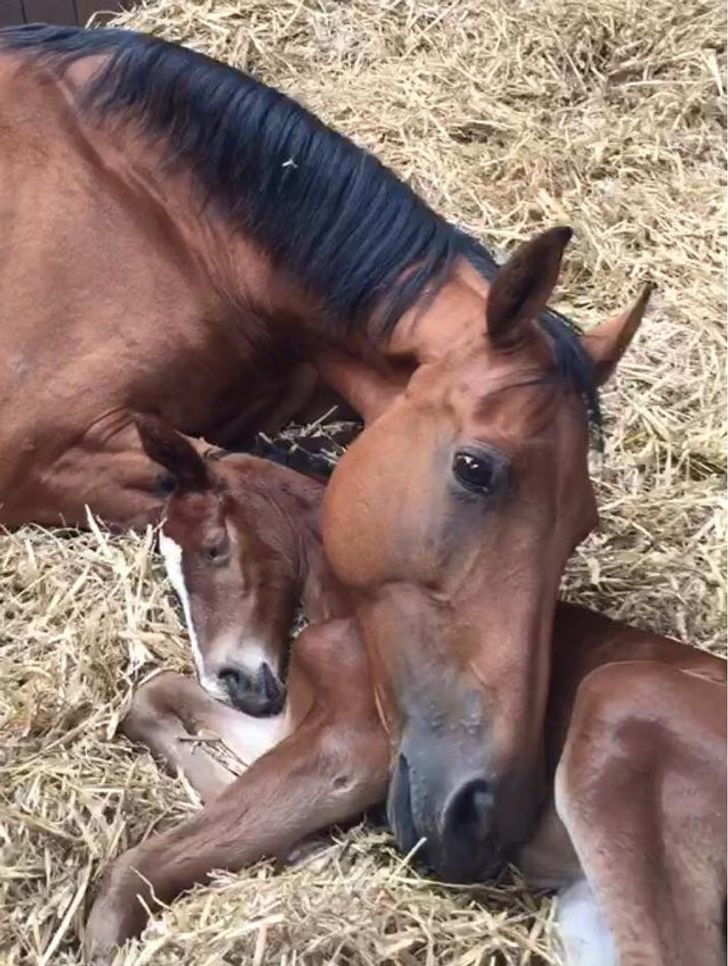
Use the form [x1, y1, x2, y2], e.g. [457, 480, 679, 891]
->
[580, 283, 654, 385]
[486, 226, 573, 347]
[133, 413, 211, 492]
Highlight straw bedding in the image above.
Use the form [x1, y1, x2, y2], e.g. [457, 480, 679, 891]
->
[1, 0, 724, 962]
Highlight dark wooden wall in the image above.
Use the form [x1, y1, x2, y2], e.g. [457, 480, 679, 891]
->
[0, 0, 125, 28]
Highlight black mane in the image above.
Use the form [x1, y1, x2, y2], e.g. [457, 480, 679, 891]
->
[0, 23, 600, 429]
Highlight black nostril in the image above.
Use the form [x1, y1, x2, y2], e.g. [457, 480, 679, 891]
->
[260, 662, 285, 701]
[218, 664, 286, 716]
[219, 666, 250, 695]
[442, 779, 494, 844]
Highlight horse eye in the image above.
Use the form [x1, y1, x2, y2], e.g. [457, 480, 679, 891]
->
[452, 452, 495, 493]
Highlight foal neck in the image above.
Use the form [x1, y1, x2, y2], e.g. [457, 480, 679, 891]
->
[294, 498, 350, 625]
[239, 461, 348, 624]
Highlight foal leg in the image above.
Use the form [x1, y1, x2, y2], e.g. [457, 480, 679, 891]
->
[49, 448, 165, 529]
[85, 618, 389, 963]
[123, 671, 289, 802]
[517, 793, 614, 965]
[554, 661, 726, 966]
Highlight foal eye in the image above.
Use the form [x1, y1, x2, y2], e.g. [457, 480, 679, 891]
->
[201, 535, 230, 564]
[452, 452, 496, 493]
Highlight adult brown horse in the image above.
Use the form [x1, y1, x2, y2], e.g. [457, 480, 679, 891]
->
[85, 431, 726, 965]
[0, 26, 650, 884]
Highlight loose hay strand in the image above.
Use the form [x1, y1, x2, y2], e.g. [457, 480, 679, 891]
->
[1, 0, 724, 962]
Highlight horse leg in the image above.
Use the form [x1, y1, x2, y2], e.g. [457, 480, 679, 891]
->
[26, 413, 217, 530]
[2, 449, 164, 530]
[122, 671, 290, 802]
[84, 618, 388, 963]
[552, 660, 726, 966]
[47, 447, 165, 529]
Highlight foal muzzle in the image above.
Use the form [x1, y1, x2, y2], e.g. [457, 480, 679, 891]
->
[218, 661, 286, 716]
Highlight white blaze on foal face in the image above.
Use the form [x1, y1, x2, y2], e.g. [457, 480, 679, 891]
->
[133, 415, 308, 716]
[158, 531, 215, 693]
[157, 515, 291, 717]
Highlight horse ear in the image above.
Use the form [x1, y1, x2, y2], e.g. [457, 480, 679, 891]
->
[580, 284, 654, 385]
[486, 226, 573, 347]
[133, 413, 211, 492]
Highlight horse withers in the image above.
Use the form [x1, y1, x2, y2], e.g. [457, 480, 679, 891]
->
[85, 433, 726, 966]
[1, 25, 649, 882]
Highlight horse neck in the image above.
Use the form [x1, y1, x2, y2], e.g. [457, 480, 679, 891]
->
[210, 224, 322, 335]
[385, 259, 491, 361]
[113, 141, 487, 354]
[190, 222, 321, 338]
[112, 140, 324, 340]
[120, 144, 481, 352]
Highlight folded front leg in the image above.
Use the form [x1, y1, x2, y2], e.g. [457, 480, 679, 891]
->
[553, 661, 726, 966]
[122, 671, 290, 802]
[85, 618, 389, 963]
[14, 410, 219, 530]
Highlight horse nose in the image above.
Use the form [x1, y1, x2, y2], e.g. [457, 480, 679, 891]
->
[388, 747, 502, 882]
[440, 778, 495, 848]
[218, 662, 286, 716]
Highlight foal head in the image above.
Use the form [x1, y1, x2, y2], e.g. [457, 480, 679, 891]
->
[322, 227, 651, 880]
[135, 416, 323, 716]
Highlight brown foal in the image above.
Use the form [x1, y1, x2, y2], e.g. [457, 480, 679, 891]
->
[85, 434, 726, 966]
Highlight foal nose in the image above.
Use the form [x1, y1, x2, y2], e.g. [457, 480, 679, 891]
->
[218, 662, 286, 716]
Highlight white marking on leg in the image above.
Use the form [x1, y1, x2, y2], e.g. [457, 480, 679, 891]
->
[226, 705, 291, 767]
[159, 532, 205, 680]
[557, 878, 616, 966]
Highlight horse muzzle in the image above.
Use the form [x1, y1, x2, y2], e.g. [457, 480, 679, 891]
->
[386, 728, 507, 883]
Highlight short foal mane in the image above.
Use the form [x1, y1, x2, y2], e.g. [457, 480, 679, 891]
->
[0, 24, 600, 429]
